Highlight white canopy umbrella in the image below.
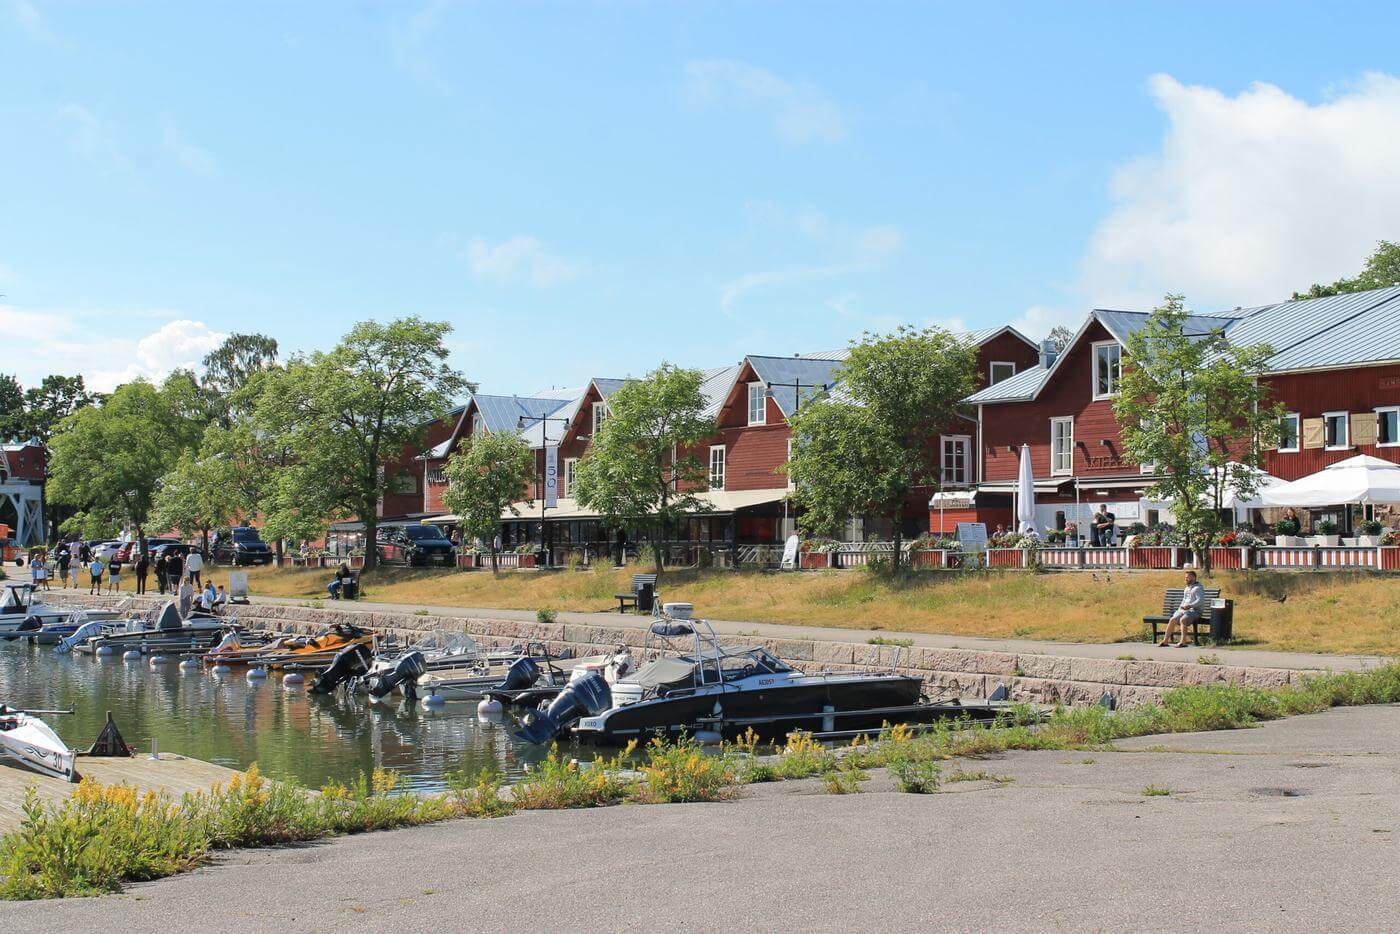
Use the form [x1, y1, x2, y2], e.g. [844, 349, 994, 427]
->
[1212, 463, 1286, 510]
[1260, 454, 1400, 507]
[1016, 443, 1036, 534]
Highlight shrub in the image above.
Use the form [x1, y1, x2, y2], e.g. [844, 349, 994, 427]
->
[511, 746, 630, 810]
[1316, 519, 1339, 535]
[632, 737, 740, 803]
[1359, 519, 1383, 535]
[448, 768, 516, 818]
[1273, 516, 1301, 536]
[889, 756, 942, 793]
[536, 606, 558, 624]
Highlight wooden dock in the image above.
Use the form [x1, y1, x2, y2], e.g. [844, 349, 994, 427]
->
[0, 754, 241, 833]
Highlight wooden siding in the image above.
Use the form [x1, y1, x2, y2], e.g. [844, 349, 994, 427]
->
[1261, 363, 1400, 480]
[973, 331, 1041, 391]
[1, 444, 45, 481]
[981, 321, 1134, 484]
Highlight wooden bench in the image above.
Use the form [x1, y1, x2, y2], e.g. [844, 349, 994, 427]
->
[615, 573, 657, 614]
[1146, 587, 1221, 645]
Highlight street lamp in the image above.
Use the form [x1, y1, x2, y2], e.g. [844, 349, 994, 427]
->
[518, 413, 573, 568]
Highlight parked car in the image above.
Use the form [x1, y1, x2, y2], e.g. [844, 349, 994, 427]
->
[376, 524, 455, 567]
[213, 527, 274, 566]
[114, 537, 182, 563]
[91, 541, 123, 563]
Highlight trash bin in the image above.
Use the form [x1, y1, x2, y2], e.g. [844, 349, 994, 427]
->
[1209, 598, 1233, 643]
[636, 582, 655, 614]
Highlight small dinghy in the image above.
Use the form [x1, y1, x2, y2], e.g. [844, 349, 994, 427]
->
[0, 704, 78, 782]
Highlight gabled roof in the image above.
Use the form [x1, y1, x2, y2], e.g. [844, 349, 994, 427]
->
[746, 355, 847, 418]
[700, 364, 743, 419]
[1264, 291, 1400, 372]
[965, 365, 1052, 404]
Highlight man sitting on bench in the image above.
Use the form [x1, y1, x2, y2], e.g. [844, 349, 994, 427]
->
[328, 563, 355, 600]
[1157, 570, 1205, 648]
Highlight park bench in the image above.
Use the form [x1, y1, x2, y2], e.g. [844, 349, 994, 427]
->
[1145, 587, 1222, 645]
[615, 573, 657, 614]
[329, 569, 361, 601]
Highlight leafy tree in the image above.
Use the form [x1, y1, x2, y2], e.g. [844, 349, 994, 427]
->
[21, 375, 99, 443]
[46, 374, 206, 547]
[0, 374, 23, 441]
[149, 451, 243, 554]
[788, 326, 978, 571]
[572, 364, 713, 576]
[202, 333, 279, 424]
[442, 430, 535, 572]
[1047, 325, 1075, 353]
[1113, 294, 1282, 571]
[1294, 240, 1400, 299]
[247, 317, 464, 569]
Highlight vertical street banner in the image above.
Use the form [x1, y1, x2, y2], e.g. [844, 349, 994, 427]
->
[544, 444, 559, 508]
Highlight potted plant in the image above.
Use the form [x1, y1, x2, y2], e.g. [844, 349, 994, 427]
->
[1357, 519, 1384, 547]
[1273, 516, 1302, 546]
[799, 539, 833, 569]
[1312, 519, 1341, 547]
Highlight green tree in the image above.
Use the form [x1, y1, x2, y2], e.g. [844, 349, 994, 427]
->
[571, 364, 714, 576]
[46, 374, 206, 546]
[0, 374, 24, 441]
[1294, 240, 1400, 299]
[201, 333, 279, 424]
[1047, 324, 1075, 352]
[21, 375, 99, 443]
[441, 430, 535, 572]
[149, 451, 243, 554]
[246, 317, 464, 569]
[1113, 294, 1283, 571]
[788, 326, 978, 571]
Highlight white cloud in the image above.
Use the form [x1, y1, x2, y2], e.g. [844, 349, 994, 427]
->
[56, 103, 125, 172]
[684, 59, 846, 143]
[1080, 71, 1400, 313]
[0, 307, 226, 392]
[163, 126, 215, 175]
[466, 236, 583, 287]
[389, 0, 455, 88]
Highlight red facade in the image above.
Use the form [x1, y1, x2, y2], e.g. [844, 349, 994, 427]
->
[1260, 364, 1400, 481]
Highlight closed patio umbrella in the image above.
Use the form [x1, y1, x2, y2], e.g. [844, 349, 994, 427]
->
[1016, 443, 1037, 534]
[1260, 454, 1400, 507]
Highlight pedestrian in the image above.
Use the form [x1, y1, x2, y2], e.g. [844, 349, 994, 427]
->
[57, 547, 70, 590]
[200, 580, 217, 611]
[106, 557, 122, 593]
[167, 552, 184, 590]
[88, 556, 104, 595]
[154, 553, 167, 594]
[186, 548, 204, 586]
[135, 551, 150, 595]
[68, 548, 82, 588]
[177, 577, 195, 619]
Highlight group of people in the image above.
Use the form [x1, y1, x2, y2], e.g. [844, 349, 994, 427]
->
[26, 540, 219, 607]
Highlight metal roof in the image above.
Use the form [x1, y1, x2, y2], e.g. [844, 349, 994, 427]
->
[1092, 309, 1237, 347]
[592, 378, 628, 399]
[1223, 286, 1400, 358]
[699, 364, 743, 419]
[747, 355, 846, 417]
[1263, 291, 1400, 372]
[965, 364, 1052, 403]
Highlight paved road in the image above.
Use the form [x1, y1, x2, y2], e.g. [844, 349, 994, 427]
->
[3, 705, 1396, 932]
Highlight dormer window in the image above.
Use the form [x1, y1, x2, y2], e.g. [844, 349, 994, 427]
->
[1092, 341, 1121, 399]
[989, 361, 1016, 385]
[747, 382, 768, 426]
[592, 401, 609, 435]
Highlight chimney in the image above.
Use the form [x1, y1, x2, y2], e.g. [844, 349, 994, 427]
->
[1038, 339, 1058, 370]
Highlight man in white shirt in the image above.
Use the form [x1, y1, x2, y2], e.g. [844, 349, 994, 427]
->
[1158, 570, 1207, 648]
[186, 549, 204, 586]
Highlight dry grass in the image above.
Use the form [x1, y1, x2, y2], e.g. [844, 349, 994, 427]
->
[223, 563, 1400, 657]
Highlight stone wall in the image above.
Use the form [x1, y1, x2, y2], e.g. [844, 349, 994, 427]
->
[47, 594, 1315, 708]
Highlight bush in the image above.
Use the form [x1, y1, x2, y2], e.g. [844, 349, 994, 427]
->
[536, 606, 558, 624]
[1273, 516, 1301, 536]
[1316, 519, 1339, 535]
[448, 768, 516, 818]
[632, 737, 740, 803]
[511, 747, 630, 810]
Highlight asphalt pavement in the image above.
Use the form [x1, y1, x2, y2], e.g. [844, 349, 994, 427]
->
[2, 704, 1396, 932]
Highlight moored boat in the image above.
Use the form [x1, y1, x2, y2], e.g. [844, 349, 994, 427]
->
[0, 704, 78, 782]
[204, 623, 374, 670]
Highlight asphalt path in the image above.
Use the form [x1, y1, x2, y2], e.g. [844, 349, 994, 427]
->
[2, 704, 1396, 932]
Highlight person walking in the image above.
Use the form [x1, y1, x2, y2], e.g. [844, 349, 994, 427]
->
[57, 547, 70, 590]
[135, 551, 150, 595]
[88, 555, 104, 595]
[154, 553, 167, 595]
[186, 548, 204, 587]
[106, 557, 122, 593]
[167, 552, 184, 591]
[177, 578, 195, 619]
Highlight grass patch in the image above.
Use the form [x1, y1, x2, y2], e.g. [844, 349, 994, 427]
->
[867, 636, 914, 647]
[536, 607, 559, 624]
[510, 747, 631, 810]
[447, 768, 516, 819]
[1142, 785, 1171, 797]
[821, 764, 867, 795]
[946, 769, 1014, 785]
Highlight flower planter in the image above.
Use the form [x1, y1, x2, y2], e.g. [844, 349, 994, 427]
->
[1356, 535, 1381, 547]
[518, 554, 536, 568]
[1310, 535, 1341, 547]
[1208, 546, 1251, 570]
[910, 549, 946, 569]
[1129, 546, 1180, 569]
[986, 548, 1026, 568]
[800, 552, 831, 569]
[1275, 535, 1304, 547]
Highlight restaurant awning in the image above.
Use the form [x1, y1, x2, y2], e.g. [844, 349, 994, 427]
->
[1260, 454, 1400, 507]
[500, 488, 791, 522]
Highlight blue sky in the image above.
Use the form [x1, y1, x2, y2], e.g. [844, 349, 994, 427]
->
[4, 1, 1400, 394]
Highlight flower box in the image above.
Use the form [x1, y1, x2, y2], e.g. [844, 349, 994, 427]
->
[910, 549, 946, 568]
[1275, 535, 1304, 547]
[1208, 546, 1250, 570]
[519, 553, 536, 568]
[1310, 535, 1341, 547]
[1356, 535, 1381, 547]
[1129, 546, 1180, 569]
[800, 552, 831, 569]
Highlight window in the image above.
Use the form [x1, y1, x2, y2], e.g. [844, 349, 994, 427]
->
[1051, 417, 1074, 475]
[592, 401, 608, 435]
[1323, 411, 1349, 450]
[428, 468, 446, 485]
[1092, 341, 1121, 399]
[1277, 413, 1300, 452]
[747, 382, 767, 425]
[1377, 407, 1400, 447]
[708, 446, 726, 489]
[940, 435, 970, 487]
[471, 413, 484, 436]
[989, 362, 1016, 385]
[563, 458, 577, 497]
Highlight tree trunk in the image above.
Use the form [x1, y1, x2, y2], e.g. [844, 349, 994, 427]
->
[490, 545, 499, 573]
[891, 503, 904, 573]
[363, 510, 378, 571]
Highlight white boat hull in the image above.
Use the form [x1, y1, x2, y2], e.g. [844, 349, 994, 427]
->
[0, 711, 78, 782]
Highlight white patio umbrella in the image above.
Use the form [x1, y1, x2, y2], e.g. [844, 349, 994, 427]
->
[1260, 454, 1400, 507]
[1211, 463, 1286, 510]
[1016, 443, 1037, 534]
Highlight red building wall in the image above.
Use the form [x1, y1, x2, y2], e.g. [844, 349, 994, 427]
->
[380, 412, 458, 519]
[1, 444, 46, 481]
[1261, 363, 1400, 481]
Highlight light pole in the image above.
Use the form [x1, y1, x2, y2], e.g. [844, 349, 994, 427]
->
[519, 413, 572, 568]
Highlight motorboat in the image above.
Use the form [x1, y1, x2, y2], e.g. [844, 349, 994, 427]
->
[418, 643, 631, 705]
[204, 622, 374, 670]
[0, 582, 69, 637]
[519, 604, 1004, 746]
[22, 600, 132, 645]
[68, 602, 236, 656]
[0, 704, 78, 782]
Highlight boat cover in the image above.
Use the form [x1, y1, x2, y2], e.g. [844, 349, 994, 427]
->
[156, 602, 183, 631]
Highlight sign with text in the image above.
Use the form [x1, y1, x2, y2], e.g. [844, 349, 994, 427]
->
[543, 445, 559, 509]
[956, 522, 988, 552]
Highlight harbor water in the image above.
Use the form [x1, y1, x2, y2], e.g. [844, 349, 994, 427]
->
[0, 640, 561, 793]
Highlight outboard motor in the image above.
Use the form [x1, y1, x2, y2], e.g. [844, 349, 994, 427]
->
[497, 656, 540, 693]
[366, 651, 428, 700]
[56, 620, 106, 655]
[309, 642, 374, 695]
[516, 672, 612, 745]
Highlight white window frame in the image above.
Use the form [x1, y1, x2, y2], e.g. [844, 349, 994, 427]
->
[1277, 413, 1301, 453]
[1323, 410, 1349, 451]
[988, 361, 1016, 386]
[785, 437, 795, 490]
[562, 457, 578, 497]
[592, 401, 608, 435]
[1050, 417, 1074, 476]
[940, 434, 971, 487]
[747, 382, 767, 426]
[1091, 340, 1121, 400]
[708, 445, 726, 490]
[471, 412, 484, 436]
[1375, 406, 1400, 448]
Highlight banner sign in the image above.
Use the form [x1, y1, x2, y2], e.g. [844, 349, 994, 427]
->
[544, 445, 559, 509]
[956, 522, 988, 552]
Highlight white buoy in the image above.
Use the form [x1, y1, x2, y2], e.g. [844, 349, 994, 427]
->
[96, 645, 116, 656]
[693, 730, 723, 746]
[477, 697, 503, 717]
[211, 663, 232, 675]
[422, 693, 446, 710]
[123, 649, 142, 661]
[149, 654, 171, 666]
[282, 672, 304, 687]
[179, 658, 200, 670]
[246, 667, 268, 681]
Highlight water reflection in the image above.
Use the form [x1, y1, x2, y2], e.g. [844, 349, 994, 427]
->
[0, 642, 560, 792]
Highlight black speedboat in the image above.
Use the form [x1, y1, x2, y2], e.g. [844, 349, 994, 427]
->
[518, 605, 1003, 746]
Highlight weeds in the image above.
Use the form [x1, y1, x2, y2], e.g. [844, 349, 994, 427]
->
[633, 737, 740, 803]
[1142, 785, 1171, 797]
[821, 763, 867, 794]
[867, 636, 914, 647]
[536, 607, 559, 624]
[511, 746, 631, 810]
[1196, 654, 1221, 666]
[447, 768, 516, 819]
[889, 757, 942, 793]
[946, 770, 1013, 785]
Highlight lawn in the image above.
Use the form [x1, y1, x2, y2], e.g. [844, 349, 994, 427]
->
[222, 563, 1400, 657]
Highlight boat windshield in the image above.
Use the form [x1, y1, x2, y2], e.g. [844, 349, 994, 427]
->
[716, 648, 794, 681]
[1, 586, 28, 613]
